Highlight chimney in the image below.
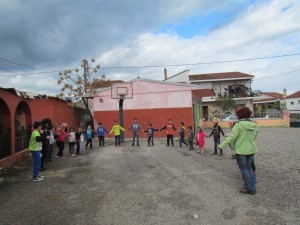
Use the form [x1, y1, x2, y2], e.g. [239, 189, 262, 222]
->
[164, 68, 167, 80]
[283, 88, 287, 97]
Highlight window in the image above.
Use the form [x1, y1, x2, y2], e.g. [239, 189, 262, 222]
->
[291, 102, 294, 105]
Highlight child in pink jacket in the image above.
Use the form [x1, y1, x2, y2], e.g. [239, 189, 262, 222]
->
[195, 126, 209, 153]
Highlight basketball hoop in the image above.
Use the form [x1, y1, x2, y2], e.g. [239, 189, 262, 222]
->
[111, 82, 133, 99]
[111, 82, 133, 143]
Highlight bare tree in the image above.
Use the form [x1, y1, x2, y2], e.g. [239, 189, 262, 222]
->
[57, 59, 104, 102]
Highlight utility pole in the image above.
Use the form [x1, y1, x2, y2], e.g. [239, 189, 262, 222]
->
[83, 59, 89, 86]
[82, 59, 94, 127]
[118, 95, 125, 143]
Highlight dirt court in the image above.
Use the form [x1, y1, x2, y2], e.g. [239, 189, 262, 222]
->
[0, 127, 299, 225]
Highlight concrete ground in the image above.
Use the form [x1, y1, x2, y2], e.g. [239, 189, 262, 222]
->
[0, 128, 299, 225]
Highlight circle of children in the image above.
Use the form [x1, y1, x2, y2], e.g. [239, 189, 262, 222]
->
[29, 107, 257, 195]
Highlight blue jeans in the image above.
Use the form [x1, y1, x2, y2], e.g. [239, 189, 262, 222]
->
[31, 151, 41, 178]
[236, 154, 256, 192]
[179, 135, 188, 147]
[214, 137, 220, 153]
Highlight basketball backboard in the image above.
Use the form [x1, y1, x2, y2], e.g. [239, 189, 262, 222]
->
[111, 82, 133, 99]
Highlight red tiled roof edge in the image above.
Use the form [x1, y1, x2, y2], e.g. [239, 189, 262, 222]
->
[261, 92, 284, 99]
[285, 91, 300, 99]
[189, 72, 254, 81]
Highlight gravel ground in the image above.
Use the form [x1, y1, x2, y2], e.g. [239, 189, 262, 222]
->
[0, 127, 299, 225]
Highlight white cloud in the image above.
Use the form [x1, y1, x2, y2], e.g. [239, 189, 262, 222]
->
[1, 0, 300, 95]
[98, 0, 300, 93]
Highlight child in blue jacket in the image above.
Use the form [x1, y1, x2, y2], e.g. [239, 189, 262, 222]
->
[96, 122, 109, 147]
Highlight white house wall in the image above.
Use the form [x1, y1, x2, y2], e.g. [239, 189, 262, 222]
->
[93, 80, 193, 111]
[165, 70, 190, 83]
[285, 98, 300, 110]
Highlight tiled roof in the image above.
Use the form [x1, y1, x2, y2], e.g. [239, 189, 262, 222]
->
[285, 91, 300, 99]
[253, 97, 279, 103]
[189, 72, 254, 81]
[192, 89, 215, 97]
[0, 87, 60, 100]
[261, 92, 284, 99]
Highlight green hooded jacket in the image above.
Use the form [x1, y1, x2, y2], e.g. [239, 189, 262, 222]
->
[219, 119, 258, 155]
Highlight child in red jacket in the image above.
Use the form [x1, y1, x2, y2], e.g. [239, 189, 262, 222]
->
[195, 126, 209, 153]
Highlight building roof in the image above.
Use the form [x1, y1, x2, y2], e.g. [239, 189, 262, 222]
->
[261, 92, 284, 99]
[84, 77, 215, 98]
[285, 90, 300, 99]
[189, 72, 254, 81]
[253, 98, 280, 103]
[127, 77, 213, 88]
[0, 87, 67, 101]
[253, 92, 284, 103]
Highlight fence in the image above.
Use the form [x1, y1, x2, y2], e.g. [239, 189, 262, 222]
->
[0, 128, 11, 159]
[290, 110, 300, 128]
[15, 126, 31, 153]
[253, 111, 282, 119]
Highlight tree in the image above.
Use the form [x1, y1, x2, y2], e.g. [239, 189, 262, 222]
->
[214, 94, 237, 113]
[57, 59, 105, 102]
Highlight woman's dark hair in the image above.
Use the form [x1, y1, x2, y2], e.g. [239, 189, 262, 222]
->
[33, 121, 42, 129]
[235, 107, 252, 119]
[188, 125, 193, 130]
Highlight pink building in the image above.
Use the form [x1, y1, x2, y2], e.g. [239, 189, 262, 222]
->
[90, 78, 214, 138]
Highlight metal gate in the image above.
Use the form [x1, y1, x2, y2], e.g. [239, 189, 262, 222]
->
[15, 126, 31, 152]
[0, 128, 11, 159]
[290, 110, 300, 128]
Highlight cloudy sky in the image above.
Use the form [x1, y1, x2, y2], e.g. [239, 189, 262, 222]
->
[0, 0, 299, 95]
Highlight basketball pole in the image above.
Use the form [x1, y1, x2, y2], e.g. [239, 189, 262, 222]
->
[119, 95, 125, 143]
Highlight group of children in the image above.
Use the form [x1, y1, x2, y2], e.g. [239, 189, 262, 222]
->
[28, 120, 98, 182]
[28, 117, 227, 181]
[103, 118, 225, 156]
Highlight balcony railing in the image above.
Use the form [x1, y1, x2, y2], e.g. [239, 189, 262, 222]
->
[216, 87, 259, 98]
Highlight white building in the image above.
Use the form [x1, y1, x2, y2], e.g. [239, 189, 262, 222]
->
[285, 91, 300, 111]
[165, 70, 257, 120]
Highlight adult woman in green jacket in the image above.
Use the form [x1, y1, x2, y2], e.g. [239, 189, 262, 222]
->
[219, 107, 258, 194]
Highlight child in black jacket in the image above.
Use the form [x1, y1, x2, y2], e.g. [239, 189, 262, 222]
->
[209, 118, 225, 156]
[143, 124, 159, 146]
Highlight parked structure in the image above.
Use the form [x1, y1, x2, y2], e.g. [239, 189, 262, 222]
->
[88, 77, 214, 138]
[164, 70, 257, 120]
[284, 90, 300, 111]
[253, 91, 285, 118]
[0, 87, 80, 167]
[284, 90, 300, 128]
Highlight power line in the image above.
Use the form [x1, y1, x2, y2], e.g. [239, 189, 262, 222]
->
[254, 69, 300, 80]
[100, 52, 300, 69]
[0, 66, 16, 74]
[0, 57, 39, 70]
[0, 52, 299, 77]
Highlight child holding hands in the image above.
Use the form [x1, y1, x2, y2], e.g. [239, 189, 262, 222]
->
[110, 121, 126, 147]
[195, 126, 209, 153]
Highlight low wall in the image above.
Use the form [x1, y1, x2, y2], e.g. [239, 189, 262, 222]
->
[203, 118, 290, 128]
[0, 149, 29, 168]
